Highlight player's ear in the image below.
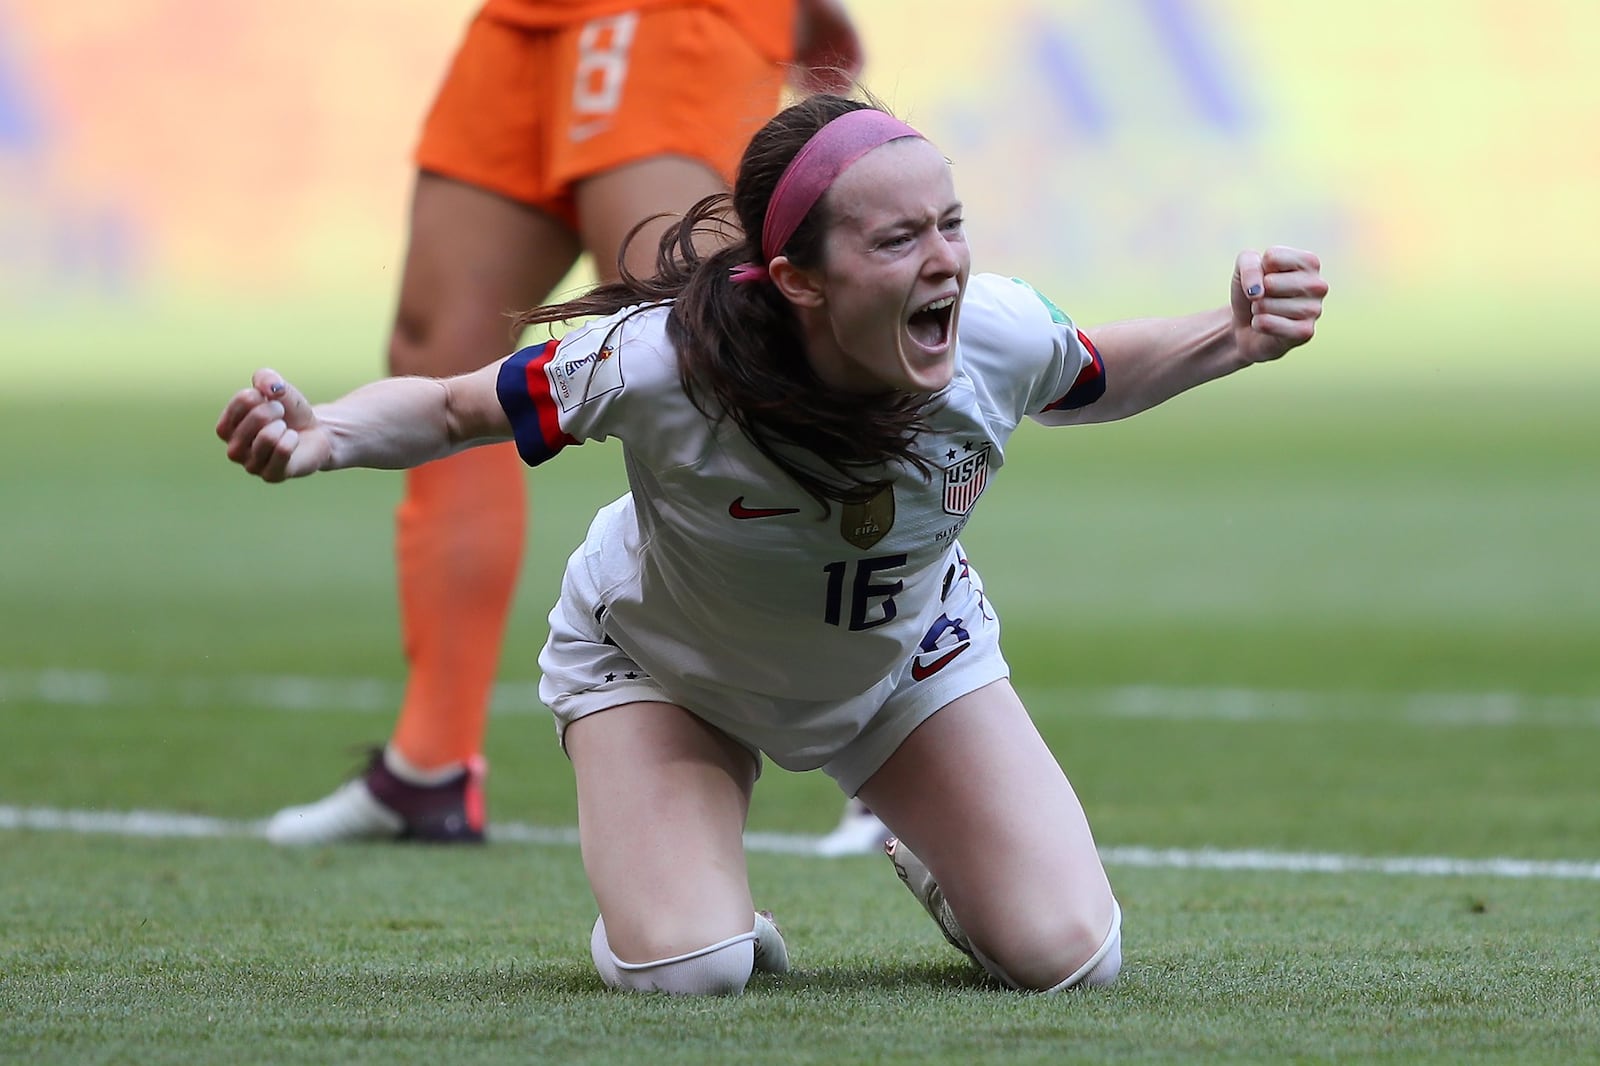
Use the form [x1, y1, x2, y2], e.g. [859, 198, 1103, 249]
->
[770, 256, 826, 308]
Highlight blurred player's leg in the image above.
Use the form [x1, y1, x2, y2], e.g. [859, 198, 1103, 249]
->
[390, 172, 582, 772]
[857, 679, 1121, 991]
[573, 155, 733, 282]
[265, 174, 580, 846]
[567, 700, 770, 994]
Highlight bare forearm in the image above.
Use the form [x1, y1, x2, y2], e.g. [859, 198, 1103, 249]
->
[312, 377, 454, 470]
[1076, 308, 1250, 423]
[316, 366, 508, 470]
[1067, 246, 1328, 424]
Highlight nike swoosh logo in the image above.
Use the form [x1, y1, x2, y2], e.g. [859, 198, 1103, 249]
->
[569, 120, 611, 143]
[909, 644, 968, 681]
[728, 497, 801, 520]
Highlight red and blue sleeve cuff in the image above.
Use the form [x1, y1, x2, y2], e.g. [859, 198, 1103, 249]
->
[496, 340, 578, 467]
[1041, 329, 1106, 412]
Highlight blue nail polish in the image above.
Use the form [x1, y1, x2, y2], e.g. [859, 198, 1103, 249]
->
[269, 383, 285, 395]
[1246, 284, 1262, 297]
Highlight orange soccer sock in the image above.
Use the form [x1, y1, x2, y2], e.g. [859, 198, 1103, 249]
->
[390, 443, 526, 771]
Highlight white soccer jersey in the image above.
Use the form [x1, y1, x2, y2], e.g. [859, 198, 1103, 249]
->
[497, 272, 1104, 764]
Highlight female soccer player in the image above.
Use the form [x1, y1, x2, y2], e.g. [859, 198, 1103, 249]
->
[218, 93, 1328, 995]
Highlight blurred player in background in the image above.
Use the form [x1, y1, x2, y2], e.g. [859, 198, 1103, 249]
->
[265, 0, 887, 853]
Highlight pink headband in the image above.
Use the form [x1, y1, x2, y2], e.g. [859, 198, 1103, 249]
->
[729, 109, 924, 285]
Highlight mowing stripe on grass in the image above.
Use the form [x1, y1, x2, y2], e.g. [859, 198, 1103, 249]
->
[5, 668, 1600, 727]
[3, 804, 1598, 880]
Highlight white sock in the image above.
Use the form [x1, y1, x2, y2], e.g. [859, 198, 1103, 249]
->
[969, 898, 1123, 992]
[590, 916, 756, 996]
[1043, 898, 1123, 992]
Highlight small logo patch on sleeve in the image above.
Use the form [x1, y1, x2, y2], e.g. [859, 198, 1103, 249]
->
[547, 342, 624, 412]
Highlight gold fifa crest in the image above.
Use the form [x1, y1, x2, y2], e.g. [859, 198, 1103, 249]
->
[841, 485, 895, 550]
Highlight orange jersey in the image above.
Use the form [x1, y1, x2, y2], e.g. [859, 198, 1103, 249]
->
[478, 0, 797, 63]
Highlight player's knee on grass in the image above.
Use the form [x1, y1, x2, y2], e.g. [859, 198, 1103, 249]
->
[590, 915, 757, 996]
[973, 898, 1123, 993]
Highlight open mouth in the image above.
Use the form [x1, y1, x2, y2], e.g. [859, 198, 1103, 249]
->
[906, 295, 956, 351]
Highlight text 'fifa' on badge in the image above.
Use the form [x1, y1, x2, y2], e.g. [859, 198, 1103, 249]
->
[942, 443, 991, 516]
[841, 484, 895, 550]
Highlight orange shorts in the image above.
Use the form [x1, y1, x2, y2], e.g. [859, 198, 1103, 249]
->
[415, 6, 790, 229]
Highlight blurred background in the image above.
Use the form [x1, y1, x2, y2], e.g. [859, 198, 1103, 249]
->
[4, 0, 1598, 392]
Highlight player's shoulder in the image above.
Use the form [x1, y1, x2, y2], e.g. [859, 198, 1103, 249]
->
[547, 301, 678, 397]
[560, 301, 675, 360]
[957, 273, 1076, 362]
[959, 273, 1074, 342]
[502, 302, 681, 435]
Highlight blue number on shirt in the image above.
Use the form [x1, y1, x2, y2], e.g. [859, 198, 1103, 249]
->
[822, 554, 908, 630]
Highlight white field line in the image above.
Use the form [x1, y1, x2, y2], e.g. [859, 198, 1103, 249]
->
[0, 667, 541, 716]
[2, 804, 1598, 881]
[4, 668, 1600, 727]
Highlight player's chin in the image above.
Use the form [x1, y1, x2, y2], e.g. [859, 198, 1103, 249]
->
[899, 350, 955, 394]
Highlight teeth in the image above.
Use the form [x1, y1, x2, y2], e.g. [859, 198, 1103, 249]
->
[918, 297, 955, 313]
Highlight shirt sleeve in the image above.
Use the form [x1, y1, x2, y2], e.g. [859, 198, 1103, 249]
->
[1034, 325, 1105, 420]
[958, 274, 1105, 428]
[494, 306, 686, 468]
[496, 338, 579, 467]
[1005, 276, 1105, 424]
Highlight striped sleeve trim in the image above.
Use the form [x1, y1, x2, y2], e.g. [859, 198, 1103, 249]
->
[1041, 329, 1106, 412]
[496, 340, 579, 467]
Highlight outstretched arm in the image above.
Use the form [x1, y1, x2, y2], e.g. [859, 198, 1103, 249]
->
[215, 360, 510, 483]
[1069, 246, 1327, 424]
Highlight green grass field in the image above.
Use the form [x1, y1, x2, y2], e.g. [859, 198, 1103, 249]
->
[3, 301, 1598, 1063]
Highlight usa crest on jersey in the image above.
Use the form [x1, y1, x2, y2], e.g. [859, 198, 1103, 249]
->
[942, 443, 991, 516]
